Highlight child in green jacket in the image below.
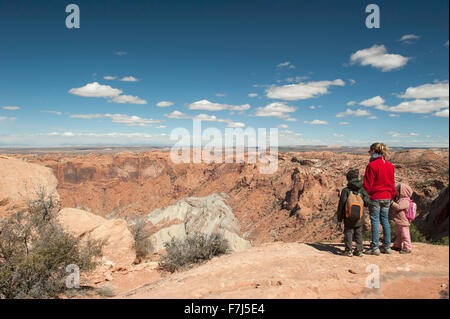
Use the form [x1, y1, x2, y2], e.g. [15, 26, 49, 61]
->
[337, 169, 371, 257]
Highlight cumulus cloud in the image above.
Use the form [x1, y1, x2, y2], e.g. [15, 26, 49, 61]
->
[336, 108, 372, 117]
[304, 119, 328, 125]
[254, 102, 296, 118]
[120, 76, 138, 82]
[277, 124, 289, 129]
[156, 101, 174, 107]
[397, 82, 449, 99]
[360, 96, 385, 107]
[350, 44, 409, 72]
[69, 82, 122, 98]
[266, 79, 345, 101]
[189, 100, 250, 112]
[69, 82, 147, 104]
[434, 108, 449, 118]
[104, 76, 118, 80]
[110, 95, 147, 104]
[347, 101, 356, 106]
[2, 106, 20, 110]
[388, 99, 448, 114]
[248, 93, 258, 98]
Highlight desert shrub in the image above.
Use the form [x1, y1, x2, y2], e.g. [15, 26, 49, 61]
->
[0, 191, 103, 299]
[130, 218, 153, 260]
[159, 232, 230, 273]
[433, 236, 449, 246]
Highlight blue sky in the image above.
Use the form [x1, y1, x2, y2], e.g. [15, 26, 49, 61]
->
[0, 0, 448, 147]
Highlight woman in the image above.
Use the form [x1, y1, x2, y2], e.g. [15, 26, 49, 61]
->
[363, 142, 396, 255]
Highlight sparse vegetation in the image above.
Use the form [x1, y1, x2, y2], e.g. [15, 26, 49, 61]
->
[0, 190, 103, 299]
[158, 232, 230, 273]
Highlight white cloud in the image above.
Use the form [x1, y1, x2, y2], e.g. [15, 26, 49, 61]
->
[266, 79, 345, 101]
[120, 76, 138, 82]
[278, 124, 289, 129]
[350, 44, 409, 72]
[285, 118, 298, 122]
[2, 106, 20, 110]
[349, 79, 356, 85]
[69, 82, 122, 98]
[277, 61, 295, 68]
[434, 108, 449, 118]
[339, 122, 349, 125]
[189, 100, 250, 111]
[164, 110, 244, 127]
[156, 101, 174, 107]
[347, 101, 356, 106]
[115, 51, 127, 56]
[397, 82, 449, 99]
[388, 132, 420, 138]
[333, 133, 344, 137]
[399, 34, 420, 43]
[304, 119, 328, 125]
[104, 76, 117, 80]
[110, 95, 147, 104]
[248, 93, 258, 98]
[254, 102, 296, 118]
[70, 113, 162, 126]
[368, 116, 378, 120]
[41, 110, 63, 115]
[336, 109, 372, 117]
[69, 82, 147, 104]
[389, 114, 400, 117]
[360, 96, 385, 107]
[215, 93, 226, 97]
[388, 98, 449, 114]
[155, 125, 167, 129]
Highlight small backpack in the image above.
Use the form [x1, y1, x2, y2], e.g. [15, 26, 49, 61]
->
[405, 200, 417, 221]
[345, 191, 364, 221]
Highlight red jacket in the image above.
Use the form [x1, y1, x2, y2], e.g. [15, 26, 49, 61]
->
[363, 157, 396, 200]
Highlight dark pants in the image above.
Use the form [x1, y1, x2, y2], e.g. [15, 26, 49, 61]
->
[344, 225, 363, 252]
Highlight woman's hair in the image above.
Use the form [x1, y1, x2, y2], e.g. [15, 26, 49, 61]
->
[370, 142, 389, 158]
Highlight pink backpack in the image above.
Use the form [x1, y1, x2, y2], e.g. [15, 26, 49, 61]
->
[405, 200, 417, 221]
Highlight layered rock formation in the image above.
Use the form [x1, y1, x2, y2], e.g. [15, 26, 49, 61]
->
[132, 193, 251, 252]
[4, 148, 449, 244]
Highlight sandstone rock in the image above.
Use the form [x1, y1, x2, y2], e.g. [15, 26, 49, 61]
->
[57, 207, 136, 267]
[140, 193, 251, 252]
[0, 156, 59, 218]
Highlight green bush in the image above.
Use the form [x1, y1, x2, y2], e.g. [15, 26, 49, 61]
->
[0, 191, 103, 299]
[159, 232, 230, 273]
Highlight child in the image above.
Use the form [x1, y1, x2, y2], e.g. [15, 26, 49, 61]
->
[337, 169, 371, 257]
[390, 183, 413, 254]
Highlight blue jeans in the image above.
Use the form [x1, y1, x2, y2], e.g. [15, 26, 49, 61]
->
[369, 199, 391, 248]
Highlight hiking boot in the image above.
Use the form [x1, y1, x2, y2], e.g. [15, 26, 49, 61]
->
[391, 246, 401, 252]
[400, 249, 412, 254]
[365, 247, 380, 256]
[344, 250, 353, 257]
[353, 250, 363, 257]
[380, 246, 392, 254]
